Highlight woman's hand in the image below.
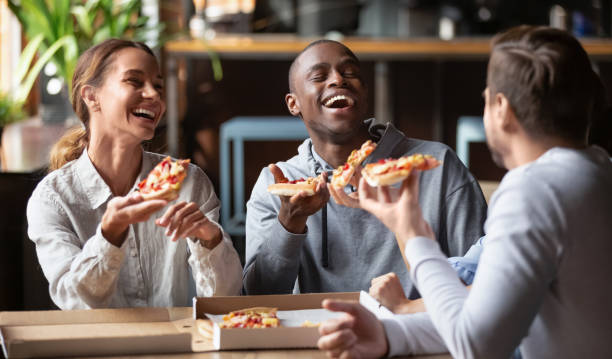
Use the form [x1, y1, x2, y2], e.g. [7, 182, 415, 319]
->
[101, 192, 168, 247]
[155, 201, 222, 249]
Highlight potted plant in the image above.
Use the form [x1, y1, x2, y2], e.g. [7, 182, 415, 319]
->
[0, 33, 76, 171]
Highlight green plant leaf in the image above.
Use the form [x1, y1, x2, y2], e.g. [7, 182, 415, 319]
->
[71, 6, 94, 38]
[14, 34, 44, 88]
[15, 35, 76, 105]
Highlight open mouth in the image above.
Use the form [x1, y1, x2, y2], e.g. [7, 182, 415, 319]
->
[132, 108, 156, 120]
[323, 95, 355, 109]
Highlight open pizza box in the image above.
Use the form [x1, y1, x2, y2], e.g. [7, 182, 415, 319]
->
[0, 307, 210, 358]
[0, 292, 362, 357]
[193, 291, 359, 350]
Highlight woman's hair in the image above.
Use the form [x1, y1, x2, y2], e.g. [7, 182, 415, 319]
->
[487, 25, 603, 145]
[48, 39, 156, 171]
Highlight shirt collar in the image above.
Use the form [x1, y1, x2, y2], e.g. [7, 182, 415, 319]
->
[74, 148, 147, 209]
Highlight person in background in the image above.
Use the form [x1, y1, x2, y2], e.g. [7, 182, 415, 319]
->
[368, 237, 483, 314]
[243, 39, 487, 296]
[317, 26, 612, 359]
[27, 39, 242, 309]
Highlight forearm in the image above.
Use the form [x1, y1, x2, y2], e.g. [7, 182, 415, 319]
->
[188, 233, 242, 296]
[243, 218, 305, 294]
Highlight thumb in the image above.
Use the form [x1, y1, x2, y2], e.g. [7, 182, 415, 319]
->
[268, 163, 288, 183]
[322, 299, 363, 316]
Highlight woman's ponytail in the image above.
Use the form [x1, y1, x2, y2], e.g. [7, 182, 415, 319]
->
[48, 125, 89, 172]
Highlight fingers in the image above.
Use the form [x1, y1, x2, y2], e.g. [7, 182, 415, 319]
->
[122, 199, 168, 222]
[378, 185, 391, 203]
[317, 328, 357, 353]
[322, 299, 364, 318]
[109, 192, 144, 210]
[268, 164, 287, 183]
[319, 315, 355, 336]
[157, 202, 202, 240]
[400, 169, 421, 203]
[357, 177, 376, 208]
[171, 209, 206, 241]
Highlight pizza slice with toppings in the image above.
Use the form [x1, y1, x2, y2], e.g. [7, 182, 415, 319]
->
[136, 156, 190, 201]
[331, 140, 377, 188]
[267, 173, 324, 196]
[361, 154, 441, 187]
[219, 307, 280, 329]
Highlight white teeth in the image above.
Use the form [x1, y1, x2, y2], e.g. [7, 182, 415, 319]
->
[324, 95, 354, 107]
[133, 108, 156, 118]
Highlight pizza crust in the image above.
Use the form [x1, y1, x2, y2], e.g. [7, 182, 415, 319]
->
[267, 182, 317, 196]
[361, 168, 411, 187]
[361, 154, 441, 187]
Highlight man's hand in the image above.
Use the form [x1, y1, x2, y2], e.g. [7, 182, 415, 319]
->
[155, 201, 222, 249]
[317, 299, 388, 359]
[329, 165, 363, 208]
[101, 192, 168, 247]
[269, 164, 329, 234]
[358, 171, 434, 244]
[369, 272, 408, 312]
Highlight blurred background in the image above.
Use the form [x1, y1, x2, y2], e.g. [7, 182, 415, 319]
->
[1, 0, 611, 311]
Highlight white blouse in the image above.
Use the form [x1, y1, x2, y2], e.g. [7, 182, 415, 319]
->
[27, 149, 242, 309]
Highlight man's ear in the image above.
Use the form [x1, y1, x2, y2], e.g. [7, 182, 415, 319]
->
[81, 85, 100, 112]
[285, 93, 300, 117]
[495, 93, 519, 134]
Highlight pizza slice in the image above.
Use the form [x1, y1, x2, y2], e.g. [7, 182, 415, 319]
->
[361, 154, 441, 187]
[331, 140, 377, 188]
[267, 174, 324, 197]
[136, 156, 190, 201]
[219, 307, 280, 329]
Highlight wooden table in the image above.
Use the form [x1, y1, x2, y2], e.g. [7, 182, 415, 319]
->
[163, 34, 612, 156]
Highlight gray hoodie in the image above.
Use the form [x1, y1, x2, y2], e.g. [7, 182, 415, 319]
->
[243, 121, 487, 294]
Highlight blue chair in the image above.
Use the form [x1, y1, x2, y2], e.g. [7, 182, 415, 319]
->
[456, 116, 485, 168]
[219, 116, 310, 236]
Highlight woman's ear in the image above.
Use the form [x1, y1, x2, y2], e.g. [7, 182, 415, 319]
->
[81, 85, 100, 112]
[285, 93, 300, 116]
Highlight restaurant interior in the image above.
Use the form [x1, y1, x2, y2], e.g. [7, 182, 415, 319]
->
[0, 0, 610, 319]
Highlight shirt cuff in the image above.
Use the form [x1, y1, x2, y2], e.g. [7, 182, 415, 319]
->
[86, 224, 126, 270]
[381, 317, 413, 357]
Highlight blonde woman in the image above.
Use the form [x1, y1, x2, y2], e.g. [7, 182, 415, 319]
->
[27, 39, 242, 309]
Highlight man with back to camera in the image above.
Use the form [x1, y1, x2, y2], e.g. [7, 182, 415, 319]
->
[317, 26, 612, 359]
[243, 39, 488, 295]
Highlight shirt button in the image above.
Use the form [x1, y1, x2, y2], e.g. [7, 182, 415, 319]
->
[130, 250, 137, 257]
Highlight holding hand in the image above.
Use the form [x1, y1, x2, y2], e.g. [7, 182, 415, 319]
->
[369, 272, 407, 312]
[101, 192, 168, 246]
[329, 165, 362, 209]
[369, 272, 426, 314]
[358, 171, 434, 243]
[317, 299, 388, 359]
[269, 164, 329, 234]
[155, 201, 222, 249]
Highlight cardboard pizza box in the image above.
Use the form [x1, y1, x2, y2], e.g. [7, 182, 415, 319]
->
[193, 292, 359, 350]
[0, 307, 209, 358]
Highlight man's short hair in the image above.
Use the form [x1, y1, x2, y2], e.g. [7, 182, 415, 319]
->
[288, 39, 359, 93]
[488, 25, 604, 143]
